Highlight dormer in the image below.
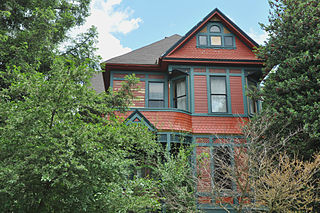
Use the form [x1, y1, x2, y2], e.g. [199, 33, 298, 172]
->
[197, 20, 236, 49]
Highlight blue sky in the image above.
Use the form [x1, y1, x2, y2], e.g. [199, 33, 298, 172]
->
[72, 0, 270, 61]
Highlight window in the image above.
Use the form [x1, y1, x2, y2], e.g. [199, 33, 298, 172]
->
[210, 76, 227, 113]
[148, 82, 164, 108]
[173, 78, 187, 110]
[213, 146, 232, 190]
[199, 35, 207, 46]
[247, 80, 257, 114]
[197, 23, 235, 48]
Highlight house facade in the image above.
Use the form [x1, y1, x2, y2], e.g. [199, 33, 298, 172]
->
[93, 8, 263, 212]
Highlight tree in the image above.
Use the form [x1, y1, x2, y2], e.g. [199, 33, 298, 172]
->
[255, 0, 320, 159]
[204, 115, 320, 212]
[0, 57, 163, 212]
[0, 0, 96, 88]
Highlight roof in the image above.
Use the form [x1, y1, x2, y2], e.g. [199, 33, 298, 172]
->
[104, 34, 182, 65]
[162, 8, 259, 58]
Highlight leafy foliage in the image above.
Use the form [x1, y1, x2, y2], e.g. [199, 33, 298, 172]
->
[256, 0, 320, 159]
[0, 58, 163, 212]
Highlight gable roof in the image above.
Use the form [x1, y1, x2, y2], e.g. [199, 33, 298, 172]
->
[104, 34, 182, 65]
[162, 8, 259, 58]
[125, 109, 156, 131]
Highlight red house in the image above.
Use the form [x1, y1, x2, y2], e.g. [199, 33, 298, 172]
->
[93, 8, 263, 212]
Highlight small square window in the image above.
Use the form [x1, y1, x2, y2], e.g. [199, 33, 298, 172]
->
[199, 35, 207, 46]
[210, 36, 222, 46]
[224, 36, 233, 46]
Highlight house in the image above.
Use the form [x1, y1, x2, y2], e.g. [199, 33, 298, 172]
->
[92, 8, 263, 212]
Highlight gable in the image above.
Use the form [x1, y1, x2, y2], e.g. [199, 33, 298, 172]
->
[162, 8, 261, 63]
[125, 109, 156, 131]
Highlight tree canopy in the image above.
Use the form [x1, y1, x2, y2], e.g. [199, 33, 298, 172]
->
[256, 0, 320, 159]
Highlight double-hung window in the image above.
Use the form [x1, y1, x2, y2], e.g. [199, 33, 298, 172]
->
[148, 82, 164, 108]
[210, 76, 227, 113]
[173, 78, 187, 110]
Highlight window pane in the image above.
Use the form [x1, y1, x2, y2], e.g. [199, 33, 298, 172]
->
[177, 96, 187, 110]
[176, 79, 186, 97]
[209, 25, 221, 33]
[210, 36, 222, 46]
[224, 36, 233, 46]
[211, 77, 226, 94]
[211, 95, 227, 112]
[149, 100, 164, 108]
[149, 82, 164, 99]
[199, 35, 207, 45]
[213, 147, 232, 190]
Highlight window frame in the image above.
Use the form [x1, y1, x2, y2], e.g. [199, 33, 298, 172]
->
[197, 22, 236, 49]
[148, 81, 165, 108]
[173, 77, 188, 111]
[210, 76, 228, 113]
[247, 78, 258, 114]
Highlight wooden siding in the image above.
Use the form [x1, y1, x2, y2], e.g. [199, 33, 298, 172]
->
[131, 81, 145, 108]
[166, 35, 257, 60]
[230, 76, 244, 114]
[194, 75, 208, 113]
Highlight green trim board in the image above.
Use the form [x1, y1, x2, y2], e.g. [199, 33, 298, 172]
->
[125, 109, 156, 131]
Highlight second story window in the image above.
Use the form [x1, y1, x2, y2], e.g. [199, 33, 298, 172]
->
[210, 76, 227, 113]
[173, 78, 187, 110]
[148, 82, 164, 108]
[247, 80, 257, 114]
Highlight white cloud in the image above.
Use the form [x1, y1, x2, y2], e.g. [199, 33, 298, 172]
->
[248, 29, 268, 45]
[70, 0, 142, 61]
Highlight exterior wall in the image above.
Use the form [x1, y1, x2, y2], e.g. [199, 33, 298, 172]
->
[230, 76, 244, 114]
[194, 75, 208, 113]
[166, 35, 257, 61]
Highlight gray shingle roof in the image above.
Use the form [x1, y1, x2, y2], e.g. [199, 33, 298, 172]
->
[103, 34, 182, 65]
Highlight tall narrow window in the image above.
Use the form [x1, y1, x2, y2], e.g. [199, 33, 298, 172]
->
[248, 80, 257, 114]
[174, 78, 187, 110]
[148, 82, 164, 108]
[210, 76, 227, 113]
[213, 146, 232, 190]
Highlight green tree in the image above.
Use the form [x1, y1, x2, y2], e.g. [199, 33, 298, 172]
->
[0, 0, 96, 88]
[0, 58, 161, 212]
[256, 0, 320, 159]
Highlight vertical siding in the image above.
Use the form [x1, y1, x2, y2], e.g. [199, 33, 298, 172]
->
[230, 76, 244, 114]
[194, 76, 208, 113]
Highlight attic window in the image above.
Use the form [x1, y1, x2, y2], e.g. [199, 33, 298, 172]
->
[197, 23, 235, 49]
[209, 25, 221, 33]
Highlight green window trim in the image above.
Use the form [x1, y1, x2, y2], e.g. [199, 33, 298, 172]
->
[197, 22, 236, 49]
[170, 75, 189, 112]
[148, 81, 165, 108]
[210, 76, 228, 113]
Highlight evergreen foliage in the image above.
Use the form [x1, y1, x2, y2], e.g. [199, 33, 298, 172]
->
[256, 0, 320, 159]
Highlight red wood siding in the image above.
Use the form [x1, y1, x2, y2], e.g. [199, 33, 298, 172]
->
[192, 116, 244, 134]
[113, 80, 145, 107]
[230, 76, 244, 114]
[148, 74, 165, 79]
[113, 73, 127, 78]
[166, 35, 257, 60]
[131, 81, 145, 108]
[113, 80, 122, 91]
[118, 111, 247, 134]
[194, 76, 208, 113]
